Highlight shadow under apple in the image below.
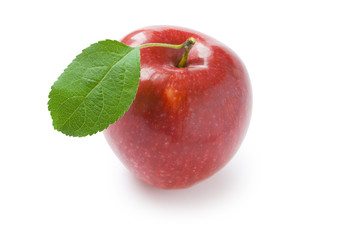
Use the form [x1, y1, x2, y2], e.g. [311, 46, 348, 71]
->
[127, 153, 247, 209]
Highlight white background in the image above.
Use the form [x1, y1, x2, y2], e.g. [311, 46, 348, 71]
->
[1, 0, 359, 239]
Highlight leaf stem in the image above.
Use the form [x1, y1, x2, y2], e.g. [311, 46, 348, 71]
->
[138, 37, 196, 67]
[139, 42, 184, 49]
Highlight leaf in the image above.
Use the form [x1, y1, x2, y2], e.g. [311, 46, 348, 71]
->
[48, 40, 140, 137]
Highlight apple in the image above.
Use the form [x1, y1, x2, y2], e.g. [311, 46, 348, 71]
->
[104, 26, 252, 189]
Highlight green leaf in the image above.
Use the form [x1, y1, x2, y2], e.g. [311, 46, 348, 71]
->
[48, 40, 140, 137]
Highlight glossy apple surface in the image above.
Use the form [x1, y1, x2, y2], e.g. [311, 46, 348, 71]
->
[104, 26, 252, 189]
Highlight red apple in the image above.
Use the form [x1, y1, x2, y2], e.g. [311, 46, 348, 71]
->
[104, 26, 252, 189]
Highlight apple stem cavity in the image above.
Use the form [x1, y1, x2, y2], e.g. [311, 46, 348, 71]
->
[139, 37, 196, 68]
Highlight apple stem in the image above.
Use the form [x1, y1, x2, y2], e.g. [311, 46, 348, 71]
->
[138, 37, 196, 68]
[177, 37, 196, 68]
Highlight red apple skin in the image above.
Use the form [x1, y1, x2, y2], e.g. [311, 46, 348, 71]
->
[104, 26, 252, 189]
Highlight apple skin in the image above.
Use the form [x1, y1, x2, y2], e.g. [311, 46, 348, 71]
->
[104, 26, 252, 189]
